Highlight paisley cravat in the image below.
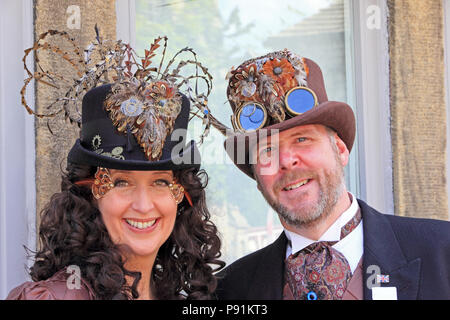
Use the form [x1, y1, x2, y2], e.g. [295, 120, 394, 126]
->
[284, 209, 361, 300]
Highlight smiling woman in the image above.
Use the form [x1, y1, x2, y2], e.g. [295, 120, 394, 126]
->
[8, 163, 222, 300]
[6, 31, 225, 300]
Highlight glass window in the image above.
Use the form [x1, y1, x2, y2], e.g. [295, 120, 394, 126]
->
[135, 0, 358, 264]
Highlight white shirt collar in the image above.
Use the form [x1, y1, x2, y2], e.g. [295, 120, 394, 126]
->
[284, 192, 363, 273]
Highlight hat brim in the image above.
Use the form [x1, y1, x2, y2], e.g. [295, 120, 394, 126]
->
[68, 139, 201, 171]
[224, 101, 356, 179]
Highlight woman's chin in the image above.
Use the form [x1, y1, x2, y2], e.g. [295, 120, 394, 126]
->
[126, 243, 159, 259]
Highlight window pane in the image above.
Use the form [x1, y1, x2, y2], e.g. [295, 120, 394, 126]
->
[135, 0, 358, 264]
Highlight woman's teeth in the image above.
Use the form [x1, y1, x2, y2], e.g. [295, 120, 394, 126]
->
[125, 219, 157, 229]
[284, 179, 309, 191]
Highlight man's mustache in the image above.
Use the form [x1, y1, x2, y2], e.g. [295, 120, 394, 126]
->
[273, 170, 317, 191]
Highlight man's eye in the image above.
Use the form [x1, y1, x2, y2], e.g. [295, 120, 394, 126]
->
[259, 146, 272, 155]
[297, 137, 307, 142]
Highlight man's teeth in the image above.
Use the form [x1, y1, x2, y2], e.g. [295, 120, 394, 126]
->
[284, 179, 309, 191]
[125, 219, 157, 229]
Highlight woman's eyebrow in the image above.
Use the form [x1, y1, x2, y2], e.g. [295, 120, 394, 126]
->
[109, 170, 128, 176]
[152, 172, 173, 179]
[110, 170, 172, 175]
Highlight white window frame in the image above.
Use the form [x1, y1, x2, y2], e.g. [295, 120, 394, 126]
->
[350, 0, 393, 215]
[0, 0, 36, 298]
[116, 0, 394, 215]
[116, 0, 136, 49]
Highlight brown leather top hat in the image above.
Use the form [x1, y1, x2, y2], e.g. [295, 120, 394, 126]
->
[224, 49, 356, 179]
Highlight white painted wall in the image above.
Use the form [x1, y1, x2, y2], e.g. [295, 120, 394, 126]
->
[0, 0, 36, 299]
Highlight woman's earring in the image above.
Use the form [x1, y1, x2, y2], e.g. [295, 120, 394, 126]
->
[169, 183, 185, 205]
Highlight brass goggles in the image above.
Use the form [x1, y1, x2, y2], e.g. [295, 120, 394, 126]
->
[232, 86, 318, 132]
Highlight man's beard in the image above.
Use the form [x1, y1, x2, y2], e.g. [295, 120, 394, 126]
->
[256, 155, 346, 229]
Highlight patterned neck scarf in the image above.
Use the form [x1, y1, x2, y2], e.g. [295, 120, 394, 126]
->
[283, 209, 362, 300]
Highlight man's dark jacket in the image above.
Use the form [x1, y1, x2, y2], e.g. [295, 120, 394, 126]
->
[216, 200, 450, 300]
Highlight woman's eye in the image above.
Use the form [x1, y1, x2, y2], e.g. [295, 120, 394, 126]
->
[113, 179, 129, 187]
[153, 179, 170, 187]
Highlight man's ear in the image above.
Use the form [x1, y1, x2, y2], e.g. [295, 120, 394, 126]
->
[251, 164, 263, 191]
[334, 133, 349, 167]
[256, 179, 262, 191]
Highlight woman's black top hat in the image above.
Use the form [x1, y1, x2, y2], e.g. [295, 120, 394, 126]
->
[67, 84, 200, 171]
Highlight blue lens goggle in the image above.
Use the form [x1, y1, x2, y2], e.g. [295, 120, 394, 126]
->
[232, 86, 318, 132]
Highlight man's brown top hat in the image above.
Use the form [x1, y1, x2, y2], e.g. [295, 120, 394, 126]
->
[223, 49, 356, 179]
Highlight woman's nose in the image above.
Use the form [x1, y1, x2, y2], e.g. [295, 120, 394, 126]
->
[130, 186, 155, 213]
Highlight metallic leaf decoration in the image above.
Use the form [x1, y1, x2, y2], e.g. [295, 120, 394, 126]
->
[104, 80, 182, 161]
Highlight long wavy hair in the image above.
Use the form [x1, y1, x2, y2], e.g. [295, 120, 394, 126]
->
[29, 163, 225, 299]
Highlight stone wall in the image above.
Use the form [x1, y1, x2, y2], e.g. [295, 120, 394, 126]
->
[34, 0, 116, 226]
[388, 0, 448, 220]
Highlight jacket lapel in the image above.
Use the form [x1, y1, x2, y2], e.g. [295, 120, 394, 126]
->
[359, 200, 421, 300]
[247, 232, 287, 299]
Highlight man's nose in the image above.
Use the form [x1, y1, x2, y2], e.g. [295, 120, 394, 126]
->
[278, 148, 299, 171]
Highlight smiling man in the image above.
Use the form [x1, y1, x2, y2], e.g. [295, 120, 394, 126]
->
[254, 124, 349, 241]
[215, 50, 450, 300]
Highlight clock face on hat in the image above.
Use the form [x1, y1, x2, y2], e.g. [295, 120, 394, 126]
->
[120, 97, 144, 117]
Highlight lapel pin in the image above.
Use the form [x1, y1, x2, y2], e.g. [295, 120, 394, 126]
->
[307, 291, 318, 300]
[376, 274, 390, 284]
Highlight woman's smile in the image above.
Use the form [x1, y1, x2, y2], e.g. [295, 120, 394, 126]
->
[123, 217, 160, 233]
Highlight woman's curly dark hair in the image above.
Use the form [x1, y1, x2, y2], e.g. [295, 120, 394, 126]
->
[29, 163, 225, 299]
